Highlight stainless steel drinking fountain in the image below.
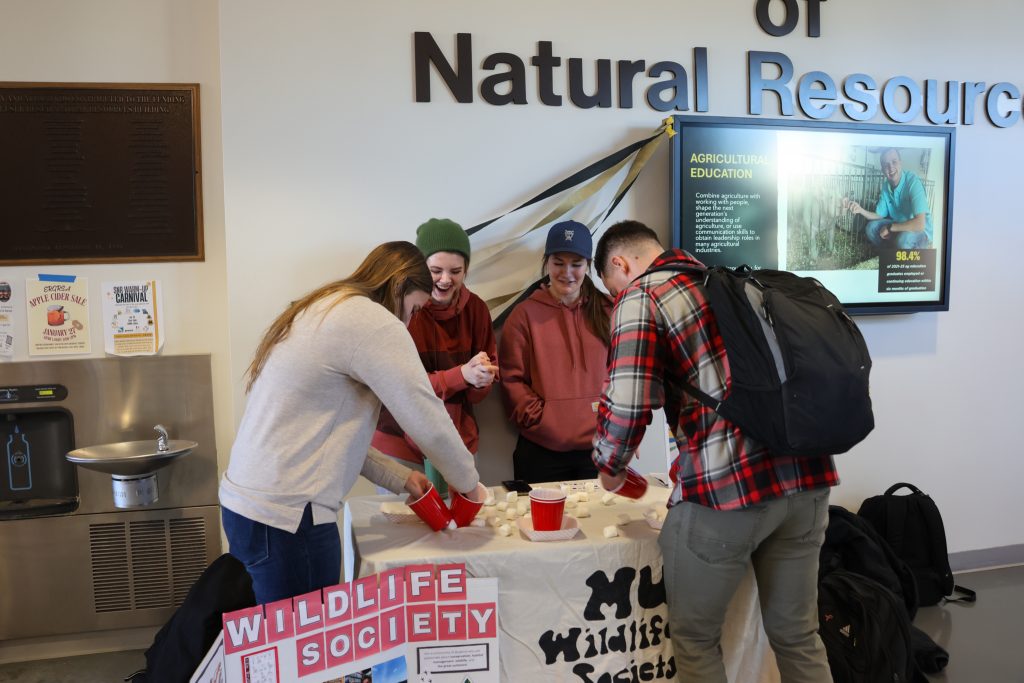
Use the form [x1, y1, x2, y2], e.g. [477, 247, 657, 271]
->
[66, 425, 198, 508]
[0, 355, 220, 646]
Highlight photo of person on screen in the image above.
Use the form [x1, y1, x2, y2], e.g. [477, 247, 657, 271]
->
[843, 148, 934, 250]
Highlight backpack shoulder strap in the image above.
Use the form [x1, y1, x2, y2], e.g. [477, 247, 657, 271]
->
[632, 261, 723, 412]
[947, 584, 977, 603]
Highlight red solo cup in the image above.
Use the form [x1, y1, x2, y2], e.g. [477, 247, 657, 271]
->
[449, 483, 486, 528]
[529, 488, 566, 531]
[611, 468, 649, 499]
[407, 484, 455, 531]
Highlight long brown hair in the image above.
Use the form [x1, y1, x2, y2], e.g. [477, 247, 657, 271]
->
[542, 256, 611, 347]
[245, 241, 432, 392]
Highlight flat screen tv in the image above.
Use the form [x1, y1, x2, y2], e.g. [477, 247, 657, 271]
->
[670, 115, 955, 314]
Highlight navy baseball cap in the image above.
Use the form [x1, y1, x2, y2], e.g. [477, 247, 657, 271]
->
[544, 220, 592, 260]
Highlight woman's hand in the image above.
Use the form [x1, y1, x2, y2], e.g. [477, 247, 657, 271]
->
[404, 470, 431, 499]
[461, 351, 499, 388]
[460, 482, 487, 503]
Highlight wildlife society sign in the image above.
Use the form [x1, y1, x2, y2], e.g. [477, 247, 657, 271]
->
[191, 564, 498, 683]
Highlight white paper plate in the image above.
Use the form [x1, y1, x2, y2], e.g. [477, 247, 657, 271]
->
[379, 506, 421, 524]
[516, 515, 580, 542]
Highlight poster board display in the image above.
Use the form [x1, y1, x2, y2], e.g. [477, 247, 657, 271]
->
[671, 116, 955, 314]
[194, 564, 498, 683]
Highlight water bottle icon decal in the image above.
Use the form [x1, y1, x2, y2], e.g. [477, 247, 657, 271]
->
[7, 425, 32, 491]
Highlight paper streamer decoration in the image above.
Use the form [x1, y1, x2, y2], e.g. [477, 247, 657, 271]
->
[466, 120, 672, 324]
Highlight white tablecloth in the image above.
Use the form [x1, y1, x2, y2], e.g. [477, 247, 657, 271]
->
[343, 480, 779, 682]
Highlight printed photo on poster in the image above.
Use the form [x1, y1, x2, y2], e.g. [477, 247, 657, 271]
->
[102, 280, 164, 356]
[0, 279, 15, 358]
[25, 275, 90, 356]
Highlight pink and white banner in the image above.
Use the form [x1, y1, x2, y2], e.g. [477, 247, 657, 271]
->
[192, 564, 498, 683]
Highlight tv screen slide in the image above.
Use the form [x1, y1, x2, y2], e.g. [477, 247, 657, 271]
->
[671, 116, 954, 314]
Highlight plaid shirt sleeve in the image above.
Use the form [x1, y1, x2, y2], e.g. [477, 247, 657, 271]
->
[592, 284, 665, 476]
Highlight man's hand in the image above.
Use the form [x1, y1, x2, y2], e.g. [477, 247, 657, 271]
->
[404, 470, 431, 500]
[599, 470, 627, 492]
[461, 351, 499, 388]
[845, 199, 864, 216]
[879, 225, 892, 240]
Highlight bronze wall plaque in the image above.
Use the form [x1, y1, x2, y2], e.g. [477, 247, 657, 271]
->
[0, 83, 203, 265]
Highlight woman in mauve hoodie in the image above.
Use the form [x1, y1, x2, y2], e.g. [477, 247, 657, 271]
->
[500, 220, 612, 483]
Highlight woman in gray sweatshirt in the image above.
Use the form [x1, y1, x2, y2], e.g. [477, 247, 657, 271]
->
[219, 241, 483, 604]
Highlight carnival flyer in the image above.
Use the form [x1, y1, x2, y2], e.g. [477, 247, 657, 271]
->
[102, 280, 164, 356]
[25, 275, 90, 356]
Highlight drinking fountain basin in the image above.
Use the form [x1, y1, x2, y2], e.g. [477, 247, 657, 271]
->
[65, 425, 197, 507]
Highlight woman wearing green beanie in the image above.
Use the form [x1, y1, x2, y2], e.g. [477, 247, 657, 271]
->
[373, 218, 498, 483]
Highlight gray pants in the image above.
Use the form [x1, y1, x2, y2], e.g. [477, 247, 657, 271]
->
[658, 489, 833, 683]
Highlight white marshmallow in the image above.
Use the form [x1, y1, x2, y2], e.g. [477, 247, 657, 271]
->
[496, 501, 507, 511]
[603, 525, 619, 539]
[498, 524, 513, 537]
[505, 508, 517, 520]
[575, 505, 590, 518]
[487, 515, 502, 527]
[517, 502, 528, 515]
[601, 493, 617, 505]
[567, 493, 580, 505]
[483, 494, 496, 507]
[506, 491, 518, 504]
[565, 498, 577, 509]
[470, 518, 487, 528]
[617, 513, 632, 525]
[577, 492, 590, 502]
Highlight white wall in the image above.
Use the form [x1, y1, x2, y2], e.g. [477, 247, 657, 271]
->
[2, 0, 1016, 558]
[0, 0, 234, 471]
[219, 0, 1024, 554]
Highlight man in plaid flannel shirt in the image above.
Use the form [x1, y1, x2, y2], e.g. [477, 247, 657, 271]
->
[592, 221, 837, 683]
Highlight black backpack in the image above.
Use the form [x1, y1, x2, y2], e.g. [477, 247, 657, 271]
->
[644, 264, 874, 457]
[820, 506, 951, 679]
[818, 569, 916, 683]
[126, 554, 256, 683]
[819, 505, 918, 618]
[858, 483, 976, 607]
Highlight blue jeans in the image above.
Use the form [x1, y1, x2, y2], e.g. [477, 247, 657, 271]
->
[658, 489, 832, 683]
[865, 218, 930, 249]
[221, 504, 341, 605]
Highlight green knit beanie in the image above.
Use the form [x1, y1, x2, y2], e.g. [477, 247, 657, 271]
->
[415, 218, 471, 264]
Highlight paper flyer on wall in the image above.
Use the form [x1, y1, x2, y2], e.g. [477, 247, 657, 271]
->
[25, 275, 90, 356]
[102, 280, 164, 356]
[192, 564, 499, 683]
[0, 279, 14, 358]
